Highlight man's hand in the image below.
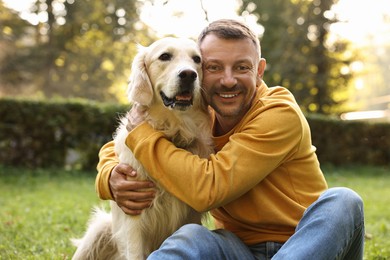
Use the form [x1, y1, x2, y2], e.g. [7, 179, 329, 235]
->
[109, 163, 155, 215]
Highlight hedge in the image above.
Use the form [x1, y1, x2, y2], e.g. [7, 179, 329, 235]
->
[0, 98, 389, 169]
[0, 98, 128, 170]
[308, 114, 390, 166]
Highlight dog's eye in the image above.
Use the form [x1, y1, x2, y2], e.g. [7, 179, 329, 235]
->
[192, 55, 201, 64]
[159, 53, 172, 61]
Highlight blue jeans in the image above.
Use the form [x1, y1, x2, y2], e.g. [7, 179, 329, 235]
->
[147, 187, 365, 260]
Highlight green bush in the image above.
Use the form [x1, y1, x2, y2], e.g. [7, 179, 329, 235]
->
[0, 98, 127, 170]
[0, 98, 389, 169]
[308, 115, 390, 166]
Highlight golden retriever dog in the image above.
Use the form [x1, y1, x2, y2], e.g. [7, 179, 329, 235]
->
[72, 37, 213, 259]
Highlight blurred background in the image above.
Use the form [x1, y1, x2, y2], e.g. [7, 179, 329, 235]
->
[1, 0, 389, 120]
[1, 3, 389, 258]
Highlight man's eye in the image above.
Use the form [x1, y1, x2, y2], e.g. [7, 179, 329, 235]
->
[236, 65, 250, 71]
[206, 64, 221, 72]
[193, 55, 201, 64]
[159, 53, 172, 61]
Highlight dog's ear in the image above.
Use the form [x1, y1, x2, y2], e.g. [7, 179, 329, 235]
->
[127, 45, 153, 106]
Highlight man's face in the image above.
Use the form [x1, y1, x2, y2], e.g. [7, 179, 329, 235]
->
[200, 34, 265, 121]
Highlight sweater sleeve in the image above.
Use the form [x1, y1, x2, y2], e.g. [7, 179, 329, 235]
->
[125, 102, 303, 212]
[95, 141, 118, 200]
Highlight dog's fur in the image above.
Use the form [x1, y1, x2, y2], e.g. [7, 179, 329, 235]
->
[72, 37, 213, 259]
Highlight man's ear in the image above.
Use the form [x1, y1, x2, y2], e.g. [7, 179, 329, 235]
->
[257, 58, 266, 85]
[127, 45, 153, 106]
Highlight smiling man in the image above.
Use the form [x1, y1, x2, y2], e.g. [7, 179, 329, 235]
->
[96, 19, 365, 259]
[200, 32, 265, 135]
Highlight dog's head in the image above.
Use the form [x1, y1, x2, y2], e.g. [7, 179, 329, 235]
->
[127, 37, 203, 111]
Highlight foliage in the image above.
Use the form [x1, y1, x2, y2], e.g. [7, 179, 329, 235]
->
[0, 165, 389, 259]
[0, 0, 155, 101]
[240, 0, 354, 114]
[1, 0, 360, 114]
[0, 1, 31, 89]
[309, 114, 390, 165]
[0, 98, 127, 169]
[1, 98, 389, 169]
[351, 42, 390, 111]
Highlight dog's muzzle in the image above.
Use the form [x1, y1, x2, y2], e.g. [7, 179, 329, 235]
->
[160, 69, 198, 110]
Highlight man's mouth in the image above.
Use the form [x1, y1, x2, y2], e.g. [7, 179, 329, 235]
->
[218, 93, 239, 98]
[160, 91, 193, 110]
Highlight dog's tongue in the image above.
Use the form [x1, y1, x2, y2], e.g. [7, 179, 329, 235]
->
[175, 94, 192, 101]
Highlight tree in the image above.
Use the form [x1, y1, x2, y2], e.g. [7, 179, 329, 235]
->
[0, 0, 154, 102]
[0, 1, 33, 96]
[240, 0, 353, 114]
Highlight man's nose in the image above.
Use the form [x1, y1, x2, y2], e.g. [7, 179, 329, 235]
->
[220, 69, 237, 88]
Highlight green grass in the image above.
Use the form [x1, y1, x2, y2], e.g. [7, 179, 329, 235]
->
[0, 165, 389, 259]
[0, 167, 105, 259]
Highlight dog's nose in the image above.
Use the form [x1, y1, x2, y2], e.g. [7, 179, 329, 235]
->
[179, 70, 197, 82]
[179, 70, 197, 92]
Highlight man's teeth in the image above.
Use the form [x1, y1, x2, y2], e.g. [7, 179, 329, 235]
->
[219, 93, 238, 98]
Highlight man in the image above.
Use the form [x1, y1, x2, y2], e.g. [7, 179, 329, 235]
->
[96, 19, 364, 259]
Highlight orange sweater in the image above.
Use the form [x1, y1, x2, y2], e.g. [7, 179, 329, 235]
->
[96, 83, 327, 245]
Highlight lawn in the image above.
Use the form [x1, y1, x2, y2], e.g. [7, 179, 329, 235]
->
[0, 165, 389, 259]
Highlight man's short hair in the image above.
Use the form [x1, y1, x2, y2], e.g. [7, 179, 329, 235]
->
[198, 19, 261, 57]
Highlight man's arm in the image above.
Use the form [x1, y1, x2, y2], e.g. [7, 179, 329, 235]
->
[126, 104, 303, 212]
[96, 141, 118, 200]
